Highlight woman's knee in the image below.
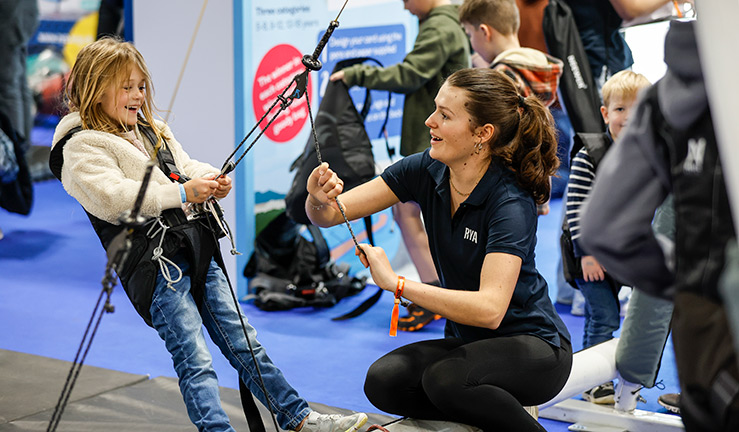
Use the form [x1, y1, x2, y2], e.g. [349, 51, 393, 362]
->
[364, 356, 415, 403]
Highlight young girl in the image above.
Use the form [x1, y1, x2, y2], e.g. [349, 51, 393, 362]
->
[52, 37, 366, 432]
[307, 68, 572, 431]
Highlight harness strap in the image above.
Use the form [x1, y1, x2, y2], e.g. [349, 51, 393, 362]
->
[49, 126, 83, 181]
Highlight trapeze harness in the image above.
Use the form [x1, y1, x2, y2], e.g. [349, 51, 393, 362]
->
[49, 125, 232, 326]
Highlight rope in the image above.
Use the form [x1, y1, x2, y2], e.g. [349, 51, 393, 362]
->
[164, 0, 209, 123]
[148, 219, 183, 290]
[305, 90, 367, 260]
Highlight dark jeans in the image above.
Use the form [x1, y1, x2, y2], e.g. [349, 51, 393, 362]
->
[364, 334, 572, 432]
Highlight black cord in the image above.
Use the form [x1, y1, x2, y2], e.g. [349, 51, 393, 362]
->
[221, 72, 307, 176]
[47, 270, 116, 432]
[223, 259, 281, 432]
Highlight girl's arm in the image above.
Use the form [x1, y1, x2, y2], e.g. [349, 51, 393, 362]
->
[306, 162, 399, 227]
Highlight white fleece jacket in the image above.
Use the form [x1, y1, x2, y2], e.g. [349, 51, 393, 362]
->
[52, 112, 219, 225]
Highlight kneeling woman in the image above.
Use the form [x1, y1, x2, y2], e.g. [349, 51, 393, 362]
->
[306, 68, 572, 431]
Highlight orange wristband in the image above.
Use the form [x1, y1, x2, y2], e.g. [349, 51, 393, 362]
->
[389, 276, 405, 337]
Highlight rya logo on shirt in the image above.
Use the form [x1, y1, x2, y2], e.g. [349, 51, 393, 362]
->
[464, 227, 478, 244]
[683, 137, 706, 174]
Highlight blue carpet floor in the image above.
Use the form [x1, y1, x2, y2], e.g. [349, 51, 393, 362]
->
[0, 177, 681, 431]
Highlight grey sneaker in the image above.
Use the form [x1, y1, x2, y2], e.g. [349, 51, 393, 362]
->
[299, 411, 368, 432]
[582, 381, 615, 404]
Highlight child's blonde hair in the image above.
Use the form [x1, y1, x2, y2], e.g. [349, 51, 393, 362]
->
[601, 70, 651, 107]
[459, 0, 520, 37]
[65, 37, 165, 148]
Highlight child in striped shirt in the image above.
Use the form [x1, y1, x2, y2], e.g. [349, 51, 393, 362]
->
[566, 70, 651, 404]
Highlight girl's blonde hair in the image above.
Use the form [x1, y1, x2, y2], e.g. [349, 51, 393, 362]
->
[65, 37, 165, 148]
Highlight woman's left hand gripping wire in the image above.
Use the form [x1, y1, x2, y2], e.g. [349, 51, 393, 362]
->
[356, 244, 397, 292]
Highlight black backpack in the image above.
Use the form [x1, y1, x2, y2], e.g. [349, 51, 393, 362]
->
[0, 111, 33, 215]
[543, 0, 605, 134]
[560, 132, 622, 294]
[284, 57, 391, 237]
[243, 211, 367, 311]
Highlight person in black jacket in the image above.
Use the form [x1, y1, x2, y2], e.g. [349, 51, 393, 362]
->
[0, 0, 39, 230]
[580, 20, 739, 431]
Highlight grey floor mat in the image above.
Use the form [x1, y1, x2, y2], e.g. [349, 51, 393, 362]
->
[0, 349, 480, 431]
[0, 349, 148, 425]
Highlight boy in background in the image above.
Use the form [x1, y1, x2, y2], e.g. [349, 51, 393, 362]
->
[459, 0, 562, 215]
[566, 70, 651, 404]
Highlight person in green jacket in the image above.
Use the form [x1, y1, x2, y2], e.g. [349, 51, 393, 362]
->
[330, 0, 469, 331]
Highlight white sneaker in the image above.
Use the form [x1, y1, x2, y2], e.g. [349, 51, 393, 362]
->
[523, 405, 539, 419]
[571, 290, 585, 316]
[614, 378, 646, 413]
[618, 286, 632, 317]
[299, 411, 368, 432]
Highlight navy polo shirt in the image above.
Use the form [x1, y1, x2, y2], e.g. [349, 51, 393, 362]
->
[381, 149, 570, 348]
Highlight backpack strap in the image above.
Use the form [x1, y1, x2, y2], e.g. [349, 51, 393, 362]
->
[364, 215, 374, 246]
[49, 126, 83, 181]
[305, 223, 330, 267]
[572, 132, 612, 171]
[239, 379, 267, 432]
[139, 125, 191, 184]
[331, 286, 384, 321]
[334, 57, 395, 160]
[49, 124, 190, 185]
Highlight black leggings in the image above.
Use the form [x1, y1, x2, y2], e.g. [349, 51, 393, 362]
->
[364, 334, 572, 432]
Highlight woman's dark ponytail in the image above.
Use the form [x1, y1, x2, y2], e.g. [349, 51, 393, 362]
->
[511, 95, 559, 205]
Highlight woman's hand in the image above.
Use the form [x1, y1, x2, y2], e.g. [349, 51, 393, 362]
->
[581, 255, 606, 282]
[355, 244, 397, 291]
[211, 174, 232, 199]
[307, 162, 344, 207]
[329, 70, 346, 83]
[184, 177, 218, 203]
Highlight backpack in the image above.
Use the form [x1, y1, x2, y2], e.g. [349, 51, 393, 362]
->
[543, 0, 605, 134]
[560, 132, 622, 293]
[243, 211, 367, 311]
[0, 111, 33, 215]
[284, 57, 391, 241]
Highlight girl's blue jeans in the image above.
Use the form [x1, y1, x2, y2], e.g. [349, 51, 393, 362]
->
[149, 254, 310, 431]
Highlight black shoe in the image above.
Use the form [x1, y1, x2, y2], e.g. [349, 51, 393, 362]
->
[658, 393, 681, 414]
[582, 381, 615, 404]
[397, 303, 442, 332]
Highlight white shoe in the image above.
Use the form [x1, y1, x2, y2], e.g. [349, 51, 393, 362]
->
[298, 411, 368, 432]
[524, 405, 539, 419]
[618, 286, 632, 317]
[571, 290, 585, 316]
[614, 378, 645, 413]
